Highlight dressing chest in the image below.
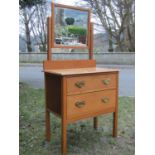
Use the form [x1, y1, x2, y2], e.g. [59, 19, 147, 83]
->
[43, 3, 119, 155]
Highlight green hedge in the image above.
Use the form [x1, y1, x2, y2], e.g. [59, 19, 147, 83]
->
[67, 26, 87, 36]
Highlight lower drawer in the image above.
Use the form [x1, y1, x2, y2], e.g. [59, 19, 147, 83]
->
[67, 89, 116, 120]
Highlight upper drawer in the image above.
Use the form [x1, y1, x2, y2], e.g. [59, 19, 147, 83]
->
[67, 73, 117, 95]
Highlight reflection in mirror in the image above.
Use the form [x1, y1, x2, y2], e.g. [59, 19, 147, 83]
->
[54, 7, 88, 46]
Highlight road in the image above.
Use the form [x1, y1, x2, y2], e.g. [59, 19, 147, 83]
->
[19, 63, 135, 96]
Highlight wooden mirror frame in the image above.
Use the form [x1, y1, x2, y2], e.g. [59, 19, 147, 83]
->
[51, 3, 91, 49]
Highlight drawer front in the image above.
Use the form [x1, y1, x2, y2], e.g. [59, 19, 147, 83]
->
[67, 90, 116, 119]
[67, 73, 117, 95]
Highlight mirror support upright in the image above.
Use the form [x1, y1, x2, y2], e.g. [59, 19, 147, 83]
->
[89, 22, 94, 60]
[47, 17, 52, 60]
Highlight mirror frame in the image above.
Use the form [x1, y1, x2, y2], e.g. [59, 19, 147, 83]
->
[51, 3, 91, 49]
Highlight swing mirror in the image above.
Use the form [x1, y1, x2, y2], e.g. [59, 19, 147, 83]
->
[52, 3, 90, 48]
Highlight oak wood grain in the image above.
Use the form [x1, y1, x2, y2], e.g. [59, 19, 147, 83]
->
[43, 60, 96, 70]
[67, 73, 117, 95]
[67, 107, 115, 123]
[51, 2, 91, 49]
[89, 23, 93, 59]
[47, 17, 52, 60]
[67, 89, 116, 120]
[45, 73, 61, 115]
[61, 77, 67, 155]
[93, 117, 98, 130]
[44, 74, 51, 141]
[44, 67, 118, 76]
[44, 3, 119, 155]
[113, 73, 119, 137]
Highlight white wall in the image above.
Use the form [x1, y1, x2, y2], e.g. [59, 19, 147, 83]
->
[19, 52, 135, 65]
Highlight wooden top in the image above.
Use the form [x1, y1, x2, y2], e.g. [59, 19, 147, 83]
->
[44, 67, 119, 76]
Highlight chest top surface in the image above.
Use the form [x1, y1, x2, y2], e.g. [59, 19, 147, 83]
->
[44, 67, 119, 76]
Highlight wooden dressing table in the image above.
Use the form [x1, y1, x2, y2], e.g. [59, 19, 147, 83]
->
[43, 3, 119, 155]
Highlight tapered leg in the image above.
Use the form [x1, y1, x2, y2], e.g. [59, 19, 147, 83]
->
[61, 77, 67, 155]
[113, 112, 118, 137]
[93, 117, 98, 130]
[61, 120, 67, 155]
[45, 110, 51, 141]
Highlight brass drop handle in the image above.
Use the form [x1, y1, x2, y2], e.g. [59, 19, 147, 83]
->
[101, 97, 109, 104]
[102, 79, 110, 85]
[75, 81, 85, 88]
[75, 101, 85, 108]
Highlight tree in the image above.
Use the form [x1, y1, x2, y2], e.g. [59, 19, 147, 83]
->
[19, 0, 44, 9]
[65, 17, 75, 25]
[30, 3, 49, 52]
[19, 0, 45, 52]
[83, 0, 135, 52]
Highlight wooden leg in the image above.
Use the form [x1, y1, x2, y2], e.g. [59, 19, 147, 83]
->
[93, 117, 98, 130]
[62, 119, 67, 155]
[45, 110, 51, 141]
[113, 112, 118, 137]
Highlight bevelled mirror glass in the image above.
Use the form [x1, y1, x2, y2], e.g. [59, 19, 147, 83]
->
[52, 3, 90, 48]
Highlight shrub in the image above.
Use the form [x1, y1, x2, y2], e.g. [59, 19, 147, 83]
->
[67, 25, 87, 36]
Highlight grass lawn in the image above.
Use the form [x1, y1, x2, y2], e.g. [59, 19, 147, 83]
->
[19, 83, 135, 155]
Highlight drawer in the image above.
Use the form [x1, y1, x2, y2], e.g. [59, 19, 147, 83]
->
[67, 90, 116, 120]
[67, 73, 117, 95]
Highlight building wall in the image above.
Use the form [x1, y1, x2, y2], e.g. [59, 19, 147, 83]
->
[19, 52, 135, 65]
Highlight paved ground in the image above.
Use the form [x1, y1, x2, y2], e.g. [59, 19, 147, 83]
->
[19, 63, 135, 96]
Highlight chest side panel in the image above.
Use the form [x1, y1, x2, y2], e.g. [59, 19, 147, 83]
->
[45, 73, 61, 115]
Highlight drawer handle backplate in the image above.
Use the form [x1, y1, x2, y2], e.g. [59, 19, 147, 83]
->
[75, 101, 85, 108]
[75, 81, 85, 88]
[102, 79, 110, 85]
[101, 97, 109, 104]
